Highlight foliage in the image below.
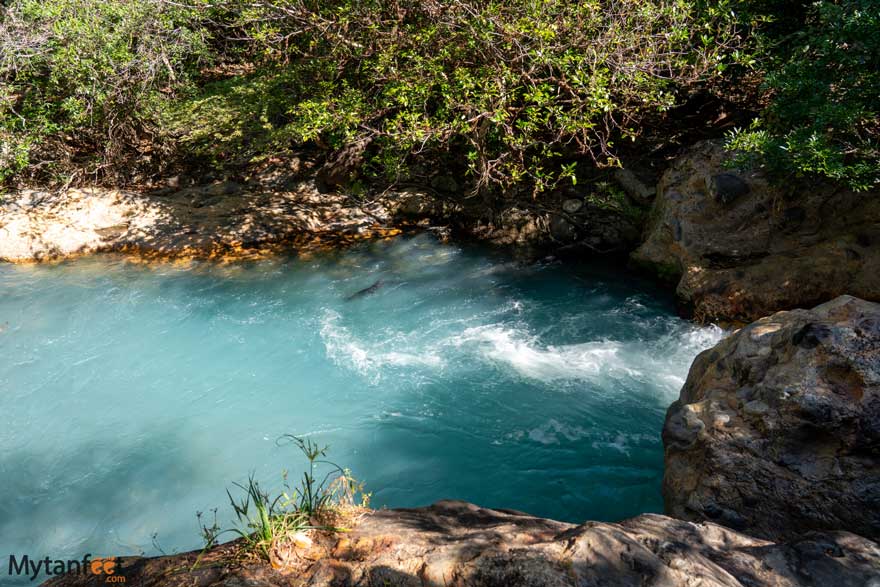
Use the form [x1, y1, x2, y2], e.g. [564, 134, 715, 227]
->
[224, 0, 737, 195]
[198, 435, 366, 561]
[3, 0, 875, 195]
[0, 0, 211, 183]
[196, 508, 221, 549]
[278, 434, 367, 518]
[2, 0, 739, 190]
[725, 0, 880, 191]
[159, 69, 303, 169]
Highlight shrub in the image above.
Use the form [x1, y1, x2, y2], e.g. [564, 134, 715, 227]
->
[726, 0, 880, 191]
[0, 0, 211, 183]
[224, 0, 738, 195]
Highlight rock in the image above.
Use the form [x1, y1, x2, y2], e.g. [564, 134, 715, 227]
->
[631, 141, 880, 323]
[201, 181, 242, 197]
[315, 139, 372, 192]
[549, 214, 578, 242]
[664, 295, 880, 541]
[0, 189, 164, 261]
[43, 500, 880, 587]
[463, 206, 546, 246]
[394, 190, 442, 218]
[613, 168, 656, 205]
[0, 182, 398, 262]
[562, 198, 583, 214]
[707, 172, 749, 206]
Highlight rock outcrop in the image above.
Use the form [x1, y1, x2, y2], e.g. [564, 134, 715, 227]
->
[0, 183, 399, 262]
[664, 295, 880, 541]
[631, 141, 880, 323]
[1, 181, 645, 263]
[43, 500, 880, 587]
[443, 197, 642, 253]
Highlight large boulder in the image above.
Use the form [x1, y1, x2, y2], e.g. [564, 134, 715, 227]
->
[43, 501, 880, 587]
[664, 295, 880, 541]
[631, 141, 880, 323]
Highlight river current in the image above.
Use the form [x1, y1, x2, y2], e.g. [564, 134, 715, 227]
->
[0, 234, 722, 572]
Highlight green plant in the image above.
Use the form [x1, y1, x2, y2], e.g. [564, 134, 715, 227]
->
[0, 0, 212, 183]
[159, 69, 305, 170]
[586, 181, 645, 222]
[226, 474, 309, 558]
[196, 508, 221, 549]
[197, 435, 366, 562]
[278, 435, 368, 518]
[215, 0, 740, 196]
[725, 0, 880, 191]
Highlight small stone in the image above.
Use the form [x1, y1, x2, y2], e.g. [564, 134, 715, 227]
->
[562, 198, 583, 214]
[735, 386, 755, 402]
[613, 168, 655, 204]
[292, 532, 313, 549]
[713, 413, 731, 429]
[743, 400, 769, 416]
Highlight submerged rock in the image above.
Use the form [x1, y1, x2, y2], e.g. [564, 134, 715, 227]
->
[631, 141, 880, 323]
[42, 500, 880, 587]
[664, 295, 880, 541]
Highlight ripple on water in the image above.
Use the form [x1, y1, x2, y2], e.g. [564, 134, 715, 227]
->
[0, 234, 723, 583]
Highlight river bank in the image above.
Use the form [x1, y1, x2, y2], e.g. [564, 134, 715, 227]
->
[40, 295, 880, 587]
[4, 142, 879, 586]
[4, 141, 878, 324]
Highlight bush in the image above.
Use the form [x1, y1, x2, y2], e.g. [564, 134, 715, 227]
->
[0, 1, 740, 191]
[726, 0, 880, 191]
[221, 0, 737, 195]
[0, 0, 211, 183]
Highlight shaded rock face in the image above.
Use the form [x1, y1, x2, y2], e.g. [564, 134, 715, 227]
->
[0, 183, 398, 262]
[631, 141, 880, 323]
[432, 200, 642, 252]
[664, 295, 880, 541]
[43, 501, 880, 587]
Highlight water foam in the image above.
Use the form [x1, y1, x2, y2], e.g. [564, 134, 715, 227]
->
[319, 310, 444, 382]
[454, 324, 626, 381]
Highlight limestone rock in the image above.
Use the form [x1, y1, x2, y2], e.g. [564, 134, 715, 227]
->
[664, 295, 880, 541]
[631, 141, 880, 323]
[43, 501, 880, 587]
[0, 189, 165, 261]
[0, 182, 397, 262]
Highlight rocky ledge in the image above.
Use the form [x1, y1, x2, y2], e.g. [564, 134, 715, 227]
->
[43, 501, 880, 587]
[44, 296, 880, 586]
[0, 181, 645, 263]
[631, 141, 880, 324]
[0, 182, 402, 263]
[664, 295, 880, 542]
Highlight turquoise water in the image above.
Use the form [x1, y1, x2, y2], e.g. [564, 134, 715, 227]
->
[0, 234, 721, 573]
